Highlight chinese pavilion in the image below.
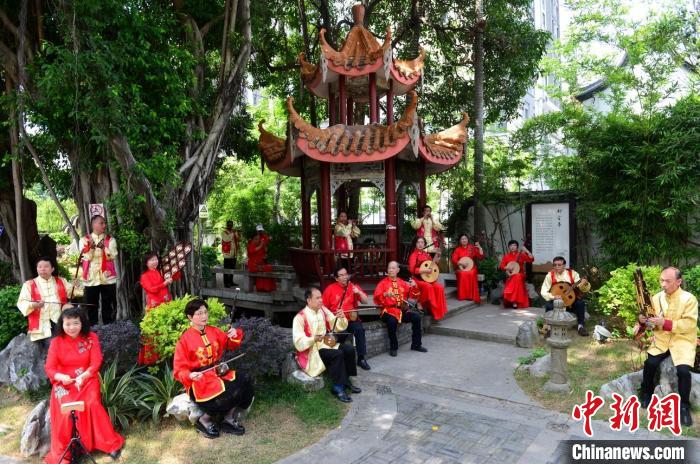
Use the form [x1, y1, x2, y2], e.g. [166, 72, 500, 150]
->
[258, 3, 468, 284]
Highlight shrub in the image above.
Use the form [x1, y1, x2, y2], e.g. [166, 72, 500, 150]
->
[595, 264, 662, 331]
[200, 245, 219, 283]
[478, 256, 504, 291]
[0, 285, 26, 350]
[135, 364, 183, 425]
[49, 231, 71, 245]
[92, 321, 141, 372]
[0, 260, 17, 287]
[100, 360, 143, 431]
[233, 316, 290, 380]
[140, 295, 227, 359]
[683, 265, 700, 302]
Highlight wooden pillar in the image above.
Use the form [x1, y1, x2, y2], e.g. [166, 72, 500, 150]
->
[320, 162, 333, 273]
[338, 75, 346, 124]
[328, 85, 336, 125]
[346, 98, 354, 125]
[301, 159, 312, 248]
[385, 79, 398, 260]
[419, 159, 427, 208]
[369, 73, 378, 123]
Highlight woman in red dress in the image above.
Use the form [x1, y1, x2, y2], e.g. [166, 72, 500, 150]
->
[407, 237, 448, 320]
[138, 251, 174, 365]
[451, 234, 484, 303]
[44, 307, 124, 463]
[246, 225, 276, 292]
[498, 240, 534, 309]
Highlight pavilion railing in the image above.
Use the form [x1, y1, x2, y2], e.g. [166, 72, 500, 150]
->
[288, 247, 392, 288]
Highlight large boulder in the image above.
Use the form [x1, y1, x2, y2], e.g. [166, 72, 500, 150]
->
[280, 352, 299, 379]
[516, 321, 540, 348]
[0, 334, 48, 392]
[286, 369, 324, 392]
[600, 357, 700, 407]
[490, 282, 505, 304]
[166, 394, 204, 425]
[20, 400, 50, 458]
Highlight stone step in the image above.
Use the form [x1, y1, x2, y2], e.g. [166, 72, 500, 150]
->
[430, 325, 517, 345]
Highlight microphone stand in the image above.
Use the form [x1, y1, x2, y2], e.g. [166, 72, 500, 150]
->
[57, 410, 97, 464]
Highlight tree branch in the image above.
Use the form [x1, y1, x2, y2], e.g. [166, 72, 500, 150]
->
[201, 14, 224, 37]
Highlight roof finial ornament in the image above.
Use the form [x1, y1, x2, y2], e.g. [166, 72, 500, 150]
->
[352, 4, 365, 26]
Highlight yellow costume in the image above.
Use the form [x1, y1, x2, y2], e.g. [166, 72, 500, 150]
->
[292, 306, 348, 377]
[647, 288, 698, 366]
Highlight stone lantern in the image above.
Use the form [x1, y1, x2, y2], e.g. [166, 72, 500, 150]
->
[543, 298, 577, 393]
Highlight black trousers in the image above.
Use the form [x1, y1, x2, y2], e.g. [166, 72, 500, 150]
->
[381, 311, 422, 351]
[189, 372, 255, 417]
[641, 351, 692, 407]
[337, 320, 367, 359]
[318, 344, 357, 386]
[84, 284, 117, 325]
[223, 257, 236, 287]
[545, 299, 586, 326]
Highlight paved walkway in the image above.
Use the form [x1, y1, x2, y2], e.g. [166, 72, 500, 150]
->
[280, 304, 699, 464]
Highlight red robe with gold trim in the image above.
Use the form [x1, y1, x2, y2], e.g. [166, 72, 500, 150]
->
[322, 281, 366, 319]
[408, 250, 448, 320]
[451, 245, 484, 303]
[137, 269, 173, 365]
[173, 326, 244, 402]
[499, 251, 534, 308]
[44, 332, 124, 463]
[373, 277, 420, 323]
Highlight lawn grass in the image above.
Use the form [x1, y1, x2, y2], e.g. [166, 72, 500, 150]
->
[0, 378, 348, 463]
[515, 334, 700, 437]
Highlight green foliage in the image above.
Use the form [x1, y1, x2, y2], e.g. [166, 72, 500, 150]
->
[200, 245, 219, 283]
[49, 232, 71, 245]
[139, 295, 227, 359]
[518, 347, 548, 366]
[265, 222, 301, 264]
[25, 185, 77, 234]
[100, 360, 143, 431]
[595, 264, 662, 330]
[477, 256, 505, 291]
[0, 286, 26, 350]
[683, 265, 700, 303]
[254, 378, 345, 427]
[0, 260, 17, 288]
[134, 364, 183, 425]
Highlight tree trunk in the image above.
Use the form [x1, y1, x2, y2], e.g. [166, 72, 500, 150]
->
[472, 0, 486, 243]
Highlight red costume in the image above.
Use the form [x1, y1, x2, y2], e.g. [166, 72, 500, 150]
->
[322, 281, 364, 317]
[173, 325, 244, 402]
[137, 269, 174, 365]
[373, 277, 421, 323]
[451, 244, 484, 303]
[247, 234, 276, 292]
[44, 332, 124, 464]
[408, 249, 448, 320]
[499, 251, 534, 308]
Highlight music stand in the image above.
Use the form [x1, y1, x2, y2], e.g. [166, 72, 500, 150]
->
[57, 401, 97, 464]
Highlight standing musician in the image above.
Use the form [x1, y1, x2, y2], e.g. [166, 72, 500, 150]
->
[499, 239, 534, 309]
[540, 256, 589, 336]
[293, 287, 360, 403]
[173, 299, 254, 439]
[246, 224, 276, 292]
[334, 211, 361, 271]
[408, 237, 448, 320]
[221, 220, 241, 288]
[451, 233, 484, 303]
[80, 215, 118, 325]
[639, 267, 697, 427]
[411, 205, 443, 254]
[17, 257, 81, 344]
[138, 251, 175, 365]
[322, 267, 371, 370]
[374, 261, 427, 357]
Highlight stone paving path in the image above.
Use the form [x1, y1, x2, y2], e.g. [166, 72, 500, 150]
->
[280, 329, 700, 464]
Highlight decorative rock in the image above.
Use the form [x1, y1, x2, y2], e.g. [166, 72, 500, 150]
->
[516, 321, 540, 348]
[599, 370, 644, 400]
[286, 369, 324, 392]
[528, 353, 551, 378]
[0, 334, 48, 392]
[526, 283, 538, 299]
[166, 393, 204, 425]
[280, 352, 299, 379]
[20, 400, 50, 458]
[490, 282, 504, 304]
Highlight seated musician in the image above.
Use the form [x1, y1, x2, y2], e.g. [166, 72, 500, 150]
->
[407, 237, 448, 320]
[451, 233, 484, 303]
[499, 240, 533, 309]
[173, 299, 254, 439]
[639, 267, 697, 426]
[540, 256, 589, 336]
[293, 287, 360, 403]
[374, 261, 427, 357]
[17, 256, 81, 345]
[322, 267, 372, 370]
